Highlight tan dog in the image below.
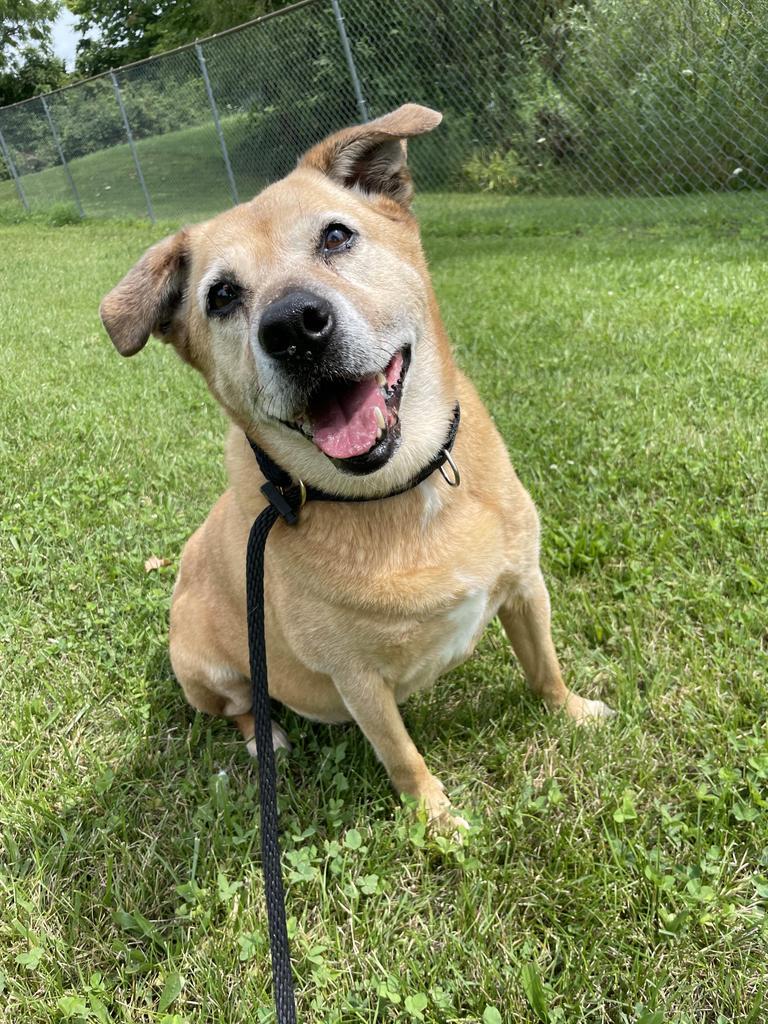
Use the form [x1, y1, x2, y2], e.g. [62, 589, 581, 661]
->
[101, 104, 612, 829]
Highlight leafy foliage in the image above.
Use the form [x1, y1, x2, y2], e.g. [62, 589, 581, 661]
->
[337, 0, 768, 194]
[0, 46, 67, 107]
[0, 0, 60, 70]
[0, 0, 61, 107]
[67, 0, 285, 75]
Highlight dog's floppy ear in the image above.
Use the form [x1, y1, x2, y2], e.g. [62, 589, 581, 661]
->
[100, 230, 189, 357]
[299, 103, 442, 206]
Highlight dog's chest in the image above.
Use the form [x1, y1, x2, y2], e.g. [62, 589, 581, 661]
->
[377, 584, 497, 700]
[433, 587, 489, 667]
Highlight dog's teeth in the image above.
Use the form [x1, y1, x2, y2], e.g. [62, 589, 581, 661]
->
[373, 406, 386, 430]
[376, 372, 386, 387]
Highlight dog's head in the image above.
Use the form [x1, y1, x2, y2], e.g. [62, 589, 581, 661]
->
[100, 104, 456, 496]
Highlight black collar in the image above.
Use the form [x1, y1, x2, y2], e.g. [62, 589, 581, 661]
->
[248, 402, 461, 525]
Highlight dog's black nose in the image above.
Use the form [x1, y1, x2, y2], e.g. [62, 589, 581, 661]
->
[258, 290, 335, 361]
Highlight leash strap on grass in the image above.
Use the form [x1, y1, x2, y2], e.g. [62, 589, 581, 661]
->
[244, 403, 460, 1022]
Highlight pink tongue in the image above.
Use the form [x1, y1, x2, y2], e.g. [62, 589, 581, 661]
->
[311, 377, 386, 458]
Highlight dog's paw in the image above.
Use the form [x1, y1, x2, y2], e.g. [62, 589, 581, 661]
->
[428, 806, 471, 840]
[408, 776, 470, 838]
[567, 696, 616, 726]
[245, 720, 292, 757]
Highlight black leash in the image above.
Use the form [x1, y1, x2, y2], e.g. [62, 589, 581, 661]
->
[244, 404, 460, 1022]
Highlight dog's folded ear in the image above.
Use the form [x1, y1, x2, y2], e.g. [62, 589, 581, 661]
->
[299, 103, 442, 207]
[100, 230, 189, 356]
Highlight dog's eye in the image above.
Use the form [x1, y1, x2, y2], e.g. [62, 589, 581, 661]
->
[207, 281, 241, 316]
[321, 223, 354, 254]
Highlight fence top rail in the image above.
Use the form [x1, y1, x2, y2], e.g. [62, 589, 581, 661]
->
[0, 0, 321, 114]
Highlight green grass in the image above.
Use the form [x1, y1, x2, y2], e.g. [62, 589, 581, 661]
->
[1, 194, 767, 1023]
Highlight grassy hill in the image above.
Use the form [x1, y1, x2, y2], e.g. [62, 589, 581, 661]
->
[0, 119, 266, 222]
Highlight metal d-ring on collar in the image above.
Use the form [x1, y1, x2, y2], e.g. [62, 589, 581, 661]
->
[439, 448, 461, 487]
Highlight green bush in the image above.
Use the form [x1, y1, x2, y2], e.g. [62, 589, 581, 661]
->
[463, 149, 522, 193]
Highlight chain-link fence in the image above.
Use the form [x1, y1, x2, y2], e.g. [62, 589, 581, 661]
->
[1, 0, 766, 221]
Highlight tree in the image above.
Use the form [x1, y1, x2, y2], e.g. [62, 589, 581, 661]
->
[0, 46, 67, 106]
[0, 0, 60, 70]
[66, 0, 285, 76]
[67, 0, 164, 74]
[0, 0, 63, 107]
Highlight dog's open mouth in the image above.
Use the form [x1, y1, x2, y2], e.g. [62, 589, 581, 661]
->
[285, 346, 410, 474]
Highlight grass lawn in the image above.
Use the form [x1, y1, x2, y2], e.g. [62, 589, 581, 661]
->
[1, 193, 767, 1023]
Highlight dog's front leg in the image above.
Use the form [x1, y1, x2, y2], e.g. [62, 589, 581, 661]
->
[335, 670, 465, 830]
[499, 572, 614, 723]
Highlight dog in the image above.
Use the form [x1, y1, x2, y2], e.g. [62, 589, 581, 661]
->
[100, 104, 612, 830]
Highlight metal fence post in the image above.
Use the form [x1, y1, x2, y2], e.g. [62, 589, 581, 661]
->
[40, 95, 84, 218]
[195, 42, 240, 206]
[0, 124, 30, 212]
[109, 70, 156, 223]
[330, 0, 369, 123]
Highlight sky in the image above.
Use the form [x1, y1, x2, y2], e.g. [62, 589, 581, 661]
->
[51, 8, 79, 70]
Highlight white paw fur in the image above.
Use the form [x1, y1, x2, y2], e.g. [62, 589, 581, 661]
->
[571, 697, 616, 725]
[246, 720, 292, 757]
